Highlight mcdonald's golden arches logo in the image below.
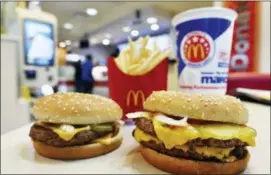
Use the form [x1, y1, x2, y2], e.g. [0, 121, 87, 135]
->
[187, 44, 205, 60]
[126, 90, 145, 106]
[182, 31, 213, 65]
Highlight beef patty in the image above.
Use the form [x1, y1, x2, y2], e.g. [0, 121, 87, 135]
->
[139, 139, 247, 163]
[29, 123, 115, 147]
[134, 118, 248, 148]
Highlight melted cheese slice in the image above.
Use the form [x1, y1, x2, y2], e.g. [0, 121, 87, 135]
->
[36, 122, 90, 141]
[193, 124, 256, 146]
[175, 145, 235, 161]
[153, 119, 199, 149]
[193, 146, 234, 160]
[129, 111, 256, 148]
[134, 128, 236, 162]
[153, 119, 256, 149]
[134, 127, 160, 144]
[93, 133, 113, 145]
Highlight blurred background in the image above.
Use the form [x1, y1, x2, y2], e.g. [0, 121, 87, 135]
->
[1, 1, 270, 134]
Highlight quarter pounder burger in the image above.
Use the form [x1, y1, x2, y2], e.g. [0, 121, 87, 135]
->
[127, 91, 256, 175]
[29, 92, 123, 160]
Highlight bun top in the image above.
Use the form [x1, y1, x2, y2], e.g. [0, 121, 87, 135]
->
[143, 91, 248, 124]
[33, 93, 123, 125]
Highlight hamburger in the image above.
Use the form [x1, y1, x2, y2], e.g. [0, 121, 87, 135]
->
[29, 92, 123, 160]
[127, 91, 256, 175]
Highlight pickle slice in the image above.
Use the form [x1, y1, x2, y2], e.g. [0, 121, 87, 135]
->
[91, 124, 113, 132]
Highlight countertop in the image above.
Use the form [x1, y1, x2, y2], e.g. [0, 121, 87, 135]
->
[1, 102, 270, 174]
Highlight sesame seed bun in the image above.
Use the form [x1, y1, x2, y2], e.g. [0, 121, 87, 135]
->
[32, 93, 123, 125]
[140, 146, 249, 175]
[32, 129, 122, 160]
[143, 91, 248, 124]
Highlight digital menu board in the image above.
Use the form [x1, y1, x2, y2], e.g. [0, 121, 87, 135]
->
[23, 19, 55, 66]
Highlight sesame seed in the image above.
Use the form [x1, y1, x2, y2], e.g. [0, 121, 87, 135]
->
[226, 107, 230, 112]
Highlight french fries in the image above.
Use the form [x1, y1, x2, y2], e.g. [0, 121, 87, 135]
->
[114, 36, 171, 75]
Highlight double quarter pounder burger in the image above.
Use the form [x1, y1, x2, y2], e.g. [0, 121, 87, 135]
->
[29, 92, 123, 160]
[127, 91, 256, 174]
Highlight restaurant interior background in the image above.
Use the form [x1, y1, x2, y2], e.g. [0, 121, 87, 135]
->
[1, 1, 270, 134]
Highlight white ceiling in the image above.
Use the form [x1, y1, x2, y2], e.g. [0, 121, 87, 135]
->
[41, 1, 213, 44]
[87, 6, 173, 45]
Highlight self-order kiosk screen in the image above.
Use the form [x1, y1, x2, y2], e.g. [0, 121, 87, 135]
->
[23, 19, 55, 66]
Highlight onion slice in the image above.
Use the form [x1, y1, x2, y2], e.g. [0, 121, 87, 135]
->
[117, 120, 125, 125]
[126, 112, 152, 119]
[154, 113, 188, 126]
[60, 124, 75, 132]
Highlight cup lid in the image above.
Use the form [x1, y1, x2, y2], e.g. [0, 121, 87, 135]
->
[172, 7, 238, 26]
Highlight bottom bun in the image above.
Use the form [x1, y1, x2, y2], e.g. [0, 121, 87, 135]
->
[32, 131, 122, 160]
[140, 147, 250, 175]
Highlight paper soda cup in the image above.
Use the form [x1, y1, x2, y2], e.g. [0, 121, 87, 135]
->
[171, 7, 238, 95]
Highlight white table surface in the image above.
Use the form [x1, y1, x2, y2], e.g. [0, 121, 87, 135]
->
[1, 102, 270, 174]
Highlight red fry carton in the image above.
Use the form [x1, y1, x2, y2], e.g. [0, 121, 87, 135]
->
[108, 57, 168, 120]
